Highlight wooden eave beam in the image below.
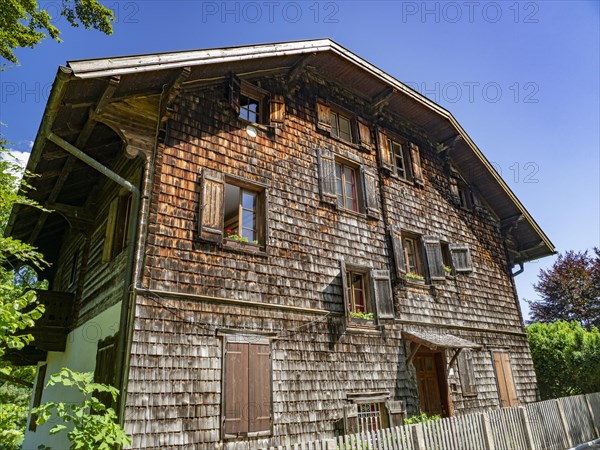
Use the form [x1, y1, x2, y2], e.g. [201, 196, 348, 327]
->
[160, 67, 191, 122]
[29, 78, 120, 245]
[45, 202, 93, 225]
[287, 56, 311, 84]
[407, 342, 422, 366]
[371, 87, 396, 115]
[447, 348, 463, 376]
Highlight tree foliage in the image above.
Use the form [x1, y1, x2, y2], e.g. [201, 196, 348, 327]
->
[32, 369, 131, 450]
[527, 321, 600, 400]
[528, 249, 600, 329]
[0, 0, 114, 65]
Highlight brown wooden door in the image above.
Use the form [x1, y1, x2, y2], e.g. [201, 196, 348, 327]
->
[415, 354, 443, 416]
[493, 352, 519, 407]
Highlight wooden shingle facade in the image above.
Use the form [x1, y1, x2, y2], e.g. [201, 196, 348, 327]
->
[9, 40, 554, 449]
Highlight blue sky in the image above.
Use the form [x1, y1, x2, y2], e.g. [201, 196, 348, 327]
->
[1, 1, 598, 320]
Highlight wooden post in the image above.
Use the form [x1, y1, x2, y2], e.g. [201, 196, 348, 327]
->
[411, 423, 426, 450]
[480, 412, 496, 450]
[324, 438, 337, 450]
[585, 394, 600, 437]
[518, 407, 535, 450]
[556, 399, 573, 448]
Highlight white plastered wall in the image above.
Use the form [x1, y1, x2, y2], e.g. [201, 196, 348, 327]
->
[22, 302, 121, 450]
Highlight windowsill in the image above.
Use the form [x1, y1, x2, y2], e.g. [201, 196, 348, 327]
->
[405, 278, 426, 286]
[334, 205, 367, 220]
[389, 172, 416, 187]
[324, 130, 361, 151]
[222, 239, 267, 256]
[237, 117, 272, 133]
[346, 322, 381, 334]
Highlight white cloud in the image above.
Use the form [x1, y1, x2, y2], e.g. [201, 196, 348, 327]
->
[6, 149, 30, 170]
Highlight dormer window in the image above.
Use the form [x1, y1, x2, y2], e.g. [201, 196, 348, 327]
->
[239, 92, 261, 123]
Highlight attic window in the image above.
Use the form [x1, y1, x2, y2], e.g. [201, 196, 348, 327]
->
[239, 92, 261, 123]
[331, 110, 353, 143]
[228, 73, 284, 126]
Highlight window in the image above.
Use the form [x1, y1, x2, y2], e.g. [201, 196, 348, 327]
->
[227, 73, 284, 126]
[102, 191, 132, 262]
[335, 161, 360, 212]
[357, 402, 386, 433]
[492, 352, 518, 407]
[340, 261, 394, 322]
[222, 336, 272, 438]
[94, 333, 119, 409]
[441, 242, 453, 275]
[224, 184, 260, 243]
[403, 236, 424, 278]
[330, 110, 353, 142]
[198, 169, 268, 249]
[450, 177, 473, 210]
[239, 91, 261, 123]
[346, 270, 370, 314]
[389, 137, 411, 180]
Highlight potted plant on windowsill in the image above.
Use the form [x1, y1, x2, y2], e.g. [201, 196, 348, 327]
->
[349, 311, 375, 325]
[406, 272, 425, 284]
[443, 265, 455, 279]
[224, 230, 260, 253]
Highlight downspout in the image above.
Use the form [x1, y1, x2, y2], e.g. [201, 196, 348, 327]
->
[46, 133, 140, 421]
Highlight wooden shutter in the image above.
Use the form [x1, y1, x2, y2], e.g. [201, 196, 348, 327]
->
[357, 118, 373, 150]
[343, 403, 359, 434]
[94, 333, 119, 409]
[458, 350, 477, 397]
[28, 364, 47, 431]
[449, 244, 473, 273]
[361, 167, 380, 219]
[257, 188, 269, 250]
[372, 269, 395, 319]
[423, 236, 445, 281]
[223, 341, 249, 436]
[198, 168, 225, 243]
[391, 228, 406, 279]
[340, 260, 350, 318]
[493, 352, 518, 407]
[376, 129, 394, 171]
[248, 343, 272, 434]
[102, 197, 118, 262]
[410, 143, 424, 186]
[269, 95, 285, 124]
[228, 72, 241, 116]
[317, 148, 337, 205]
[386, 400, 406, 427]
[450, 177, 460, 198]
[316, 99, 331, 132]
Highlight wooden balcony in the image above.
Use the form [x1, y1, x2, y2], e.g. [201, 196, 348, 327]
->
[31, 290, 76, 352]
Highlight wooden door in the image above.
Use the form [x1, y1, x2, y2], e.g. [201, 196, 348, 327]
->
[493, 351, 518, 407]
[415, 354, 444, 416]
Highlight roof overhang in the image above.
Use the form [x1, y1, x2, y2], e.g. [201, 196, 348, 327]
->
[6, 38, 554, 267]
[402, 330, 482, 351]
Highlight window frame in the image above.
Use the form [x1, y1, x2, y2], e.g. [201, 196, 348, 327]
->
[330, 109, 355, 143]
[238, 81, 269, 125]
[102, 191, 133, 263]
[221, 334, 273, 439]
[334, 159, 362, 213]
[388, 136, 412, 181]
[223, 176, 267, 249]
[403, 235, 425, 279]
[346, 269, 372, 316]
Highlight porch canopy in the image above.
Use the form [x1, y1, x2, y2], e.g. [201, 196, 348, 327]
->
[402, 330, 482, 351]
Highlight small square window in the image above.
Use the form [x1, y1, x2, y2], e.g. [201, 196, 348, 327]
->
[239, 93, 261, 123]
[331, 110, 354, 143]
[357, 402, 386, 433]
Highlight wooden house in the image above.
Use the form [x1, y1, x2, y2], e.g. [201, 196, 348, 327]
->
[6, 39, 555, 449]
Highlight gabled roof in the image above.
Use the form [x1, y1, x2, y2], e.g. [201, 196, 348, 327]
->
[6, 38, 554, 266]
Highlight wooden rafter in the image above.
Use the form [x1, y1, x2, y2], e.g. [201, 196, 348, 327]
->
[371, 87, 395, 115]
[160, 67, 191, 123]
[29, 77, 120, 244]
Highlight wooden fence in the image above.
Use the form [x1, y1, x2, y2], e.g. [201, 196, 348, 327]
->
[260, 392, 600, 450]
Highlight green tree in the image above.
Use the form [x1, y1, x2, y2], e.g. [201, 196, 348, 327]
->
[528, 249, 600, 330]
[527, 321, 600, 400]
[0, 0, 114, 65]
[32, 369, 131, 450]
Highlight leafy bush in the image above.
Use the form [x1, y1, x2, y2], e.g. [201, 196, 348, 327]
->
[404, 411, 441, 424]
[32, 368, 131, 450]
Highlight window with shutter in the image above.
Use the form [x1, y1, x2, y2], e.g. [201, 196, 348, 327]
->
[458, 350, 477, 397]
[330, 110, 354, 143]
[317, 147, 337, 205]
[227, 74, 276, 126]
[316, 99, 331, 132]
[403, 235, 425, 282]
[449, 244, 473, 273]
[492, 352, 518, 407]
[222, 337, 272, 438]
[423, 236, 445, 281]
[199, 171, 269, 250]
[410, 143, 425, 186]
[269, 94, 285, 124]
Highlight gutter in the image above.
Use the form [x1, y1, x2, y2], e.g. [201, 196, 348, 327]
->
[45, 132, 141, 423]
